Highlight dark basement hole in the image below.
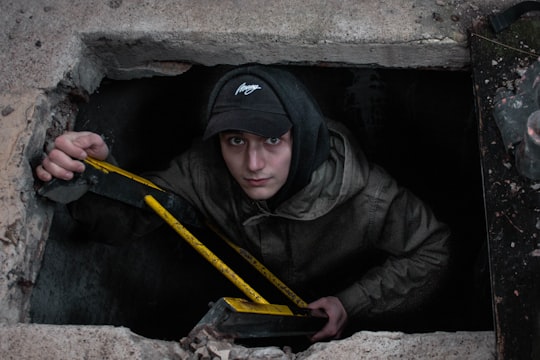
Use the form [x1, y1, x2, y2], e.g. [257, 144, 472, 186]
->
[30, 64, 493, 343]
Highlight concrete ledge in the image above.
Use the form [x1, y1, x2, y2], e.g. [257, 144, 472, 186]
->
[0, 1, 512, 95]
[0, 324, 185, 360]
[0, 324, 495, 360]
[297, 330, 496, 360]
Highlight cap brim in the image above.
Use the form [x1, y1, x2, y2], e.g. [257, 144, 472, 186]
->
[203, 109, 291, 140]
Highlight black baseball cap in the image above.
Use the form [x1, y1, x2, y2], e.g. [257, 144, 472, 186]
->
[203, 74, 292, 140]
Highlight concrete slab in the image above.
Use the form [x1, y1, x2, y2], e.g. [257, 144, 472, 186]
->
[297, 330, 496, 360]
[0, 324, 186, 360]
[0, 324, 495, 360]
[0, 0, 514, 95]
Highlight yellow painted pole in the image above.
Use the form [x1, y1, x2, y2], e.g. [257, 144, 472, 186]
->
[144, 194, 269, 305]
[84, 157, 163, 190]
[207, 222, 309, 309]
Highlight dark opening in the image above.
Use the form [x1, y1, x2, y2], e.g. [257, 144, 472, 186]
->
[30, 65, 493, 342]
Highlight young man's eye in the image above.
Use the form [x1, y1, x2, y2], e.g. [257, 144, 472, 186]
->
[266, 137, 281, 145]
[228, 136, 245, 145]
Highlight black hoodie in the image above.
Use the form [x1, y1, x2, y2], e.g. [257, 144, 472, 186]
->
[204, 65, 330, 207]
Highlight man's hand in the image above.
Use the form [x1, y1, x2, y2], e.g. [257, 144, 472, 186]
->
[308, 296, 348, 342]
[36, 131, 109, 182]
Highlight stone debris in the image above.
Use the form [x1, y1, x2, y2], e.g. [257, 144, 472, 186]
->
[179, 327, 293, 360]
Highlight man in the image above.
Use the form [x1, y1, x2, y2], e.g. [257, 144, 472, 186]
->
[36, 65, 450, 342]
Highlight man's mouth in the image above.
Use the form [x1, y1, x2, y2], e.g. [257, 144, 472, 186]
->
[245, 177, 269, 186]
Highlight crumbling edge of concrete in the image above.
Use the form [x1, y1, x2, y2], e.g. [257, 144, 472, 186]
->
[0, 324, 185, 360]
[0, 323, 496, 360]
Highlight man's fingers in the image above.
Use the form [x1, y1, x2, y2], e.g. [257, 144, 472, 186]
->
[310, 311, 342, 342]
[310, 326, 332, 342]
[54, 134, 89, 160]
[35, 164, 52, 182]
[308, 296, 348, 342]
[74, 133, 109, 160]
[39, 159, 73, 181]
[53, 131, 108, 159]
[40, 150, 85, 180]
[36, 131, 109, 183]
[310, 308, 328, 318]
[48, 149, 86, 172]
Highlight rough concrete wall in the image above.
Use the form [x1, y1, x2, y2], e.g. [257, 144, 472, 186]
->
[0, 0, 514, 357]
[0, 92, 50, 323]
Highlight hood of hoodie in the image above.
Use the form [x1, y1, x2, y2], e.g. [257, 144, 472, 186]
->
[205, 66, 330, 208]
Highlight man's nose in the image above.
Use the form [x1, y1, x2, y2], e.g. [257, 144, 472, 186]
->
[246, 144, 265, 171]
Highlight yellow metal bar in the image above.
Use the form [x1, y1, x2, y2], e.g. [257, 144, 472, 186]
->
[207, 222, 309, 309]
[144, 194, 270, 305]
[84, 157, 163, 191]
[223, 297, 294, 316]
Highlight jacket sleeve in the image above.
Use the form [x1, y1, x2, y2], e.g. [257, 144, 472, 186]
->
[335, 167, 451, 319]
[67, 192, 164, 245]
[66, 149, 203, 245]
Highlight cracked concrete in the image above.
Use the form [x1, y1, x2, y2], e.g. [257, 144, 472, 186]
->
[0, 0, 514, 358]
[0, 324, 496, 360]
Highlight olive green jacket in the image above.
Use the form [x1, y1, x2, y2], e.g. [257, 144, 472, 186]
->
[146, 120, 450, 320]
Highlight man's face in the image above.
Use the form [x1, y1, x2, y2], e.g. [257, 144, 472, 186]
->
[219, 130, 292, 200]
